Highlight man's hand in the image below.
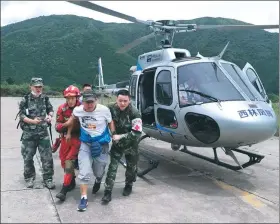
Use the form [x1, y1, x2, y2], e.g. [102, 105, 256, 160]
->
[45, 115, 52, 123]
[32, 117, 42, 125]
[112, 134, 122, 142]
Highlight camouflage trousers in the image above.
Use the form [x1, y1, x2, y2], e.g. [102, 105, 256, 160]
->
[21, 134, 54, 181]
[104, 144, 139, 192]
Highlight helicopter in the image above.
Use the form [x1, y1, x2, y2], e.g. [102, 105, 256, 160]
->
[91, 57, 129, 99]
[67, 1, 279, 176]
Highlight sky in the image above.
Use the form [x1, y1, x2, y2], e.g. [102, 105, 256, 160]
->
[0, 1, 279, 33]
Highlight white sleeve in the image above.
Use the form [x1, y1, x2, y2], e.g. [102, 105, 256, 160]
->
[73, 106, 80, 117]
[104, 107, 112, 123]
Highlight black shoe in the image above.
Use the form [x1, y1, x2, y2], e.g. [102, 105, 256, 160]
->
[92, 181, 101, 194]
[101, 190, 112, 203]
[56, 185, 69, 201]
[123, 184, 132, 196]
[68, 177, 76, 191]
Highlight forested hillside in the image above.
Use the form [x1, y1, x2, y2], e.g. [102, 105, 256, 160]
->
[1, 15, 278, 94]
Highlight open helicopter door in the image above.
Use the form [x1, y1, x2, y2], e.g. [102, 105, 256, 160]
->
[129, 74, 140, 109]
[153, 66, 180, 143]
[242, 62, 270, 104]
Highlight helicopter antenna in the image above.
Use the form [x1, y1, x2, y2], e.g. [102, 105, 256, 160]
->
[217, 41, 230, 59]
[210, 41, 230, 60]
[66, 1, 279, 54]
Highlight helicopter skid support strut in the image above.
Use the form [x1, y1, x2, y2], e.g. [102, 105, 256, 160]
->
[119, 135, 159, 177]
[180, 146, 264, 171]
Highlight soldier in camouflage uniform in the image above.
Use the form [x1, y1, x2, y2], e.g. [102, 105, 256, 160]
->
[18, 77, 55, 189]
[102, 89, 142, 203]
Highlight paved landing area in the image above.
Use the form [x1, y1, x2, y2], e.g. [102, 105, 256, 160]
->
[1, 97, 279, 223]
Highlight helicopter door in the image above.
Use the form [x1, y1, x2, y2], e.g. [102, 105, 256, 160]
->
[242, 62, 269, 103]
[154, 67, 178, 142]
[129, 75, 140, 109]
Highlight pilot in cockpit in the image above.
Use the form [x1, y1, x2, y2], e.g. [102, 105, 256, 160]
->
[178, 76, 201, 106]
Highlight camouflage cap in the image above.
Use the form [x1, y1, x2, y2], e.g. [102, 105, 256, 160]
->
[30, 77, 43, 87]
[82, 89, 97, 102]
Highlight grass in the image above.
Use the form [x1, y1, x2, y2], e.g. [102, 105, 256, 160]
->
[272, 102, 279, 125]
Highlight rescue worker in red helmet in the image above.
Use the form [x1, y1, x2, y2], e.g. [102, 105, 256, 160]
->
[53, 85, 81, 201]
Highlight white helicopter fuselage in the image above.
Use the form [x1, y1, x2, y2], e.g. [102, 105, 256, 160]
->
[128, 48, 277, 148]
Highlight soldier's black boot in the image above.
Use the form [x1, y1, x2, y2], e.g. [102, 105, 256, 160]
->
[92, 180, 101, 194]
[56, 185, 69, 201]
[101, 190, 112, 203]
[68, 177, 76, 191]
[123, 184, 132, 196]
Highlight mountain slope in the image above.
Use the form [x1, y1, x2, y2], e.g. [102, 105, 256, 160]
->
[1, 15, 278, 94]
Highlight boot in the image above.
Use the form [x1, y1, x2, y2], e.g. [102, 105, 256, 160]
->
[25, 178, 34, 188]
[56, 185, 69, 201]
[68, 177, 76, 191]
[123, 184, 132, 196]
[101, 190, 112, 203]
[92, 180, 101, 194]
[43, 179, 55, 189]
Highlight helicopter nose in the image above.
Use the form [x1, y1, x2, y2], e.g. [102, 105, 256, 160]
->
[184, 102, 277, 147]
[217, 102, 277, 146]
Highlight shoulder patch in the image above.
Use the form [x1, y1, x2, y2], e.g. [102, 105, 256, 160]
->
[131, 118, 142, 132]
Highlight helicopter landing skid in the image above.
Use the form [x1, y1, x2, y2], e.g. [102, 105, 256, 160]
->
[119, 135, 159, 177]
[180, 146, 264, 171]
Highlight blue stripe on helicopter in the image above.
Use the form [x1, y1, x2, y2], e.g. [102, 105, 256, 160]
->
[156, 123, 176, 134]
[136, 61, 142, 71]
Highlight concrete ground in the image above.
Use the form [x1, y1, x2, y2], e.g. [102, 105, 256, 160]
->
[1, 97, 279, 223]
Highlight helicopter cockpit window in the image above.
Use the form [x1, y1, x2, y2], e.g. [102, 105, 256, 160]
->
[177, 62, 244, 107]
[221, 63, 257, 101]
[156, 70, 173, 106]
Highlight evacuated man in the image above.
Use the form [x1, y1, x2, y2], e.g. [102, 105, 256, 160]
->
[102, 89, 142, 203]
[79, 83, 92, 103]
[65, 89, 115, 211]
[18, 77, 55, 189]
[53, 85, 81, 201]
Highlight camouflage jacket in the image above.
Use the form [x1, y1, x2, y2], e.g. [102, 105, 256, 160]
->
[55, 101, 81, 136]
[108, 102, 142, 149]
[18, 93, 54, 136]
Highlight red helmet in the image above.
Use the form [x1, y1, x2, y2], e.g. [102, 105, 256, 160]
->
[63, 85, 80, 98]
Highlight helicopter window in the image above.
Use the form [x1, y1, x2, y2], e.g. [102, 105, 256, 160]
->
[157, 108, 178, 129]
[246, 68, 265, 98]
[156, 70, 173, 106]
[246, 68, 258, 83]
[221, 63, 257, 101]
[177, 62, 244, 106]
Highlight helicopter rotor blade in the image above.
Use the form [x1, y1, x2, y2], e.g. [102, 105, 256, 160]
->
[66, 1, 159, 26]
[116, 33, 155, 54]
[182, 24, 278, 31]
